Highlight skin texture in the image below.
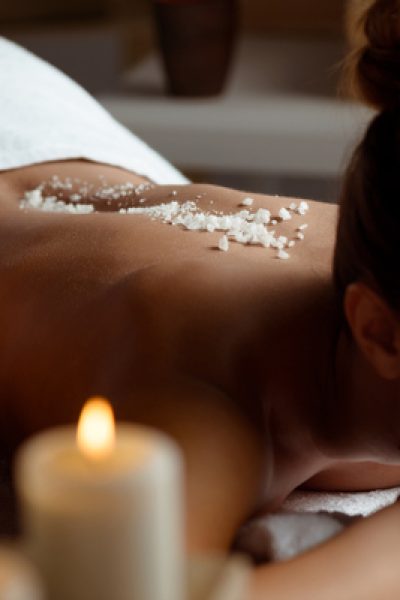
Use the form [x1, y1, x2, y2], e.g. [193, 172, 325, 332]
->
[2, 160, 400, 598]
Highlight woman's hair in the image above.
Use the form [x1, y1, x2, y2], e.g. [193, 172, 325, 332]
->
[333, 0, 400, 318]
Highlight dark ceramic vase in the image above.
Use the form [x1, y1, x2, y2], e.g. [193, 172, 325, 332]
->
[153, 0, 238, 97]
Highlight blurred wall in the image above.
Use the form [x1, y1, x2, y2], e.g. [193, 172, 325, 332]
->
[242, 0, 346, 34]
[0, 0, 347, 93]
[0, 0, 346, 32]
[0, 0, 108, 23]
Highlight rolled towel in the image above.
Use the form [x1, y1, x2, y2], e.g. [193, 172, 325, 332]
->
[283, 487, 400, 517]
[235, 487, 400, 563]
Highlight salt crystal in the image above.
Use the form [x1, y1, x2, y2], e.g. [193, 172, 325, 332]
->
[230, 231, 244, 244]
[288, 241, 296, 248]
[297, 223, 308, 230]
[289, 202, 297, 211]
[254, 208, 271, 224]
[271, 219, 277, 225]
[218, 235, 229, 252]
[220, 216, 232, 230]
[296, 232, 305, 240]
[240, 197, 254, 207]
[24, 189, 43, 208]
[277, 250, 290, 260]
[279, 208, 292, 221]
[70, 194, 82, 201]
[297, 201, 309, 215]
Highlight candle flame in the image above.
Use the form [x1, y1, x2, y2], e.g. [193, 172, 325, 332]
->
[77, 397, 115, 460]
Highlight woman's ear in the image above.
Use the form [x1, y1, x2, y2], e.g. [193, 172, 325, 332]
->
[344, 282, 400, 379]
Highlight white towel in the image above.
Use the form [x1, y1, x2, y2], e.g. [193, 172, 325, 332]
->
[0, 36, 188, 185]
[235, 487, 400, 563]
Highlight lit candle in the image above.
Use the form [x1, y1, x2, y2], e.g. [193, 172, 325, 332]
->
[0, 544, 44, 600]
[15, 398, 184, 600]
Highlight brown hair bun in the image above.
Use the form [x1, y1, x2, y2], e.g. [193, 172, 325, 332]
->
[346, 0, 400, 110]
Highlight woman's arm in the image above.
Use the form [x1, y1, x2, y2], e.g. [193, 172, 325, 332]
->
[248, 501, 400, 599]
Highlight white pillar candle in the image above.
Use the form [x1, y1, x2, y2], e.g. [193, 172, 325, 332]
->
[0, 545, 44, 600]
[15, 398, 184, 600]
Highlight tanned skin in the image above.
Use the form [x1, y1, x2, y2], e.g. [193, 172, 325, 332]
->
[2, 160, 400, 599]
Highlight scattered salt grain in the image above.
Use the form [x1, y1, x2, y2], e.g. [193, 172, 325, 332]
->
[271, 219, 277, 225]
[297, 223, 308, 231]
[277, 250, 290, 260]
[218, 235, 229, 252]
[296, 232, 305, 240]
[297, 201, 309, 216]
[289, 202, 297, 211]
[241, 197, 254, 207]
[288, 241, 296, 248]
[279, 208, 292, 221]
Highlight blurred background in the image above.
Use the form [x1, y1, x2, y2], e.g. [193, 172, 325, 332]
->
[0, 0, 370, 202]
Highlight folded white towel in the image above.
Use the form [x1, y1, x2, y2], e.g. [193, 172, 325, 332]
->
[236, 487, 400, 563]
[0, 37, 188, 185]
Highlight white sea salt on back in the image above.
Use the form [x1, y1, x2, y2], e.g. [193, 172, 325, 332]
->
[20, 179, 312, 261]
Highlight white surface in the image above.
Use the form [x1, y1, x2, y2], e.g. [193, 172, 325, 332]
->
[98, 35, 374, 178]
[0, 36, 188, 184]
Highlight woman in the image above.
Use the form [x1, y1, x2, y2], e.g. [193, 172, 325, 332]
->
[2, 1, 400, 596]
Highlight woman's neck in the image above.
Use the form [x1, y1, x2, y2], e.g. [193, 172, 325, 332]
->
[321, 327, 400, 463]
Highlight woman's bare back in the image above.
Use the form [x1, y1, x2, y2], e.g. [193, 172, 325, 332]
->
[0, 161, 344, 514]
[3, 160, 400, 557]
